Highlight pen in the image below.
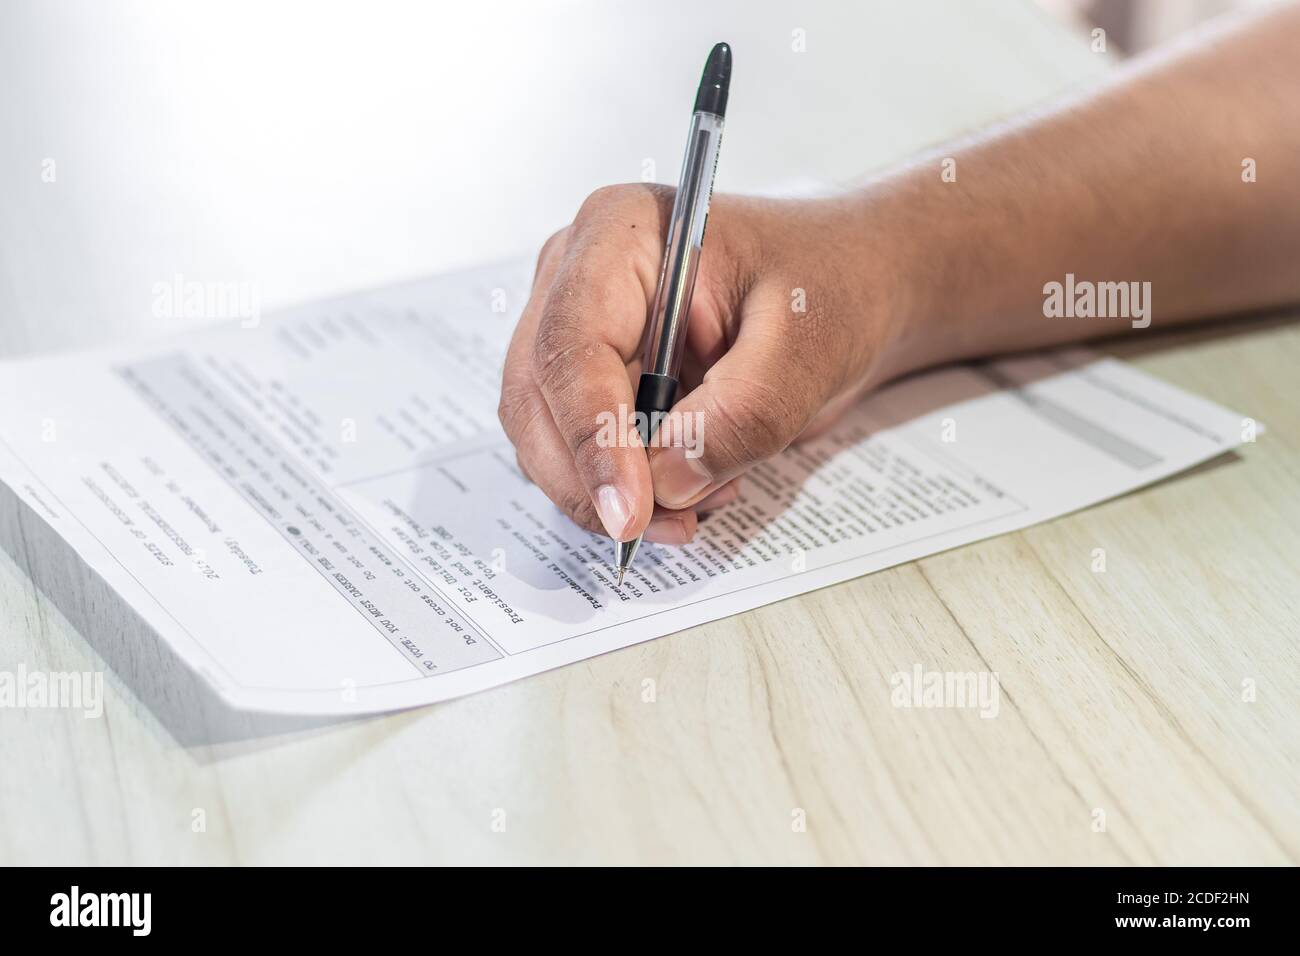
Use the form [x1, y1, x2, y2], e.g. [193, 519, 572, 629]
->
[614, 42, 732, 586]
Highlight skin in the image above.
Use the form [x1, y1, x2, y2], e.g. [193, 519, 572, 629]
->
[498, 2, 1300, 547]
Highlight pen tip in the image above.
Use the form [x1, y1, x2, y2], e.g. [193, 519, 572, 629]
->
[616, 568, 626, 587]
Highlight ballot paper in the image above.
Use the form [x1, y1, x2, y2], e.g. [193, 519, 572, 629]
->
[0, 259, 1249, 716]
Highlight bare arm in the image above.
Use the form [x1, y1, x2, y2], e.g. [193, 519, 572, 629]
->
[871, 0, 1300, 381]
[499, 3, 1300, 546]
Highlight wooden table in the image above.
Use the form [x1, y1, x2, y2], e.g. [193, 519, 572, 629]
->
[1, 0, 1295, 865]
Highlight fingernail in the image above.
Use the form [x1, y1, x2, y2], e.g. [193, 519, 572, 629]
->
[643, 514, 694, 545]
[594, 484, 634, 540]
[650, 447, 711, 508]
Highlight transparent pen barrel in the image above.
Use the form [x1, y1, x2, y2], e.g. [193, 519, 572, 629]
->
[643, 110, 724, 381]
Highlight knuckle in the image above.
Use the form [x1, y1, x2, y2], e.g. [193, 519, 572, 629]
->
[533, 226, 570, 278]
[570, 421, 612, 477]
[556, 486, 603, 535]
[496, 380, 528, 436]
[530, 317, 589, 394]
[704, 380, 803, 469]
[514, 448, 534, 484]
[516, 446, 603, 535]
[573, 183, 667, 234]
[576, 184, 634, 219]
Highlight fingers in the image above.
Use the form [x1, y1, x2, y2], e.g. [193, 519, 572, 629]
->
[501, 235, 593, 515]
[643, 481, 738, 542]
[646, 301, 841, 509]
[527, 188, 679, 543]
[502, 185, 810, 542]
[694, 479, 741, 512]
[504, 346, 706, 544]
[531, 258, 649, 539]
[644, 508, 698, 545]
[501, 186, 673, 542]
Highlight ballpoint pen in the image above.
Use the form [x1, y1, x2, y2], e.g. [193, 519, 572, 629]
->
[614, 42, 732, 586]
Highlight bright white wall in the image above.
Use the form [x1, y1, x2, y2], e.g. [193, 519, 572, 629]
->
[0, 0, 1110, 354]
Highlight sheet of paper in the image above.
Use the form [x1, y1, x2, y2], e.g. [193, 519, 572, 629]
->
[0, 258, 1249, 714]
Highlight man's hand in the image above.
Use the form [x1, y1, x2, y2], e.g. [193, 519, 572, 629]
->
[498, 184, 896, 546]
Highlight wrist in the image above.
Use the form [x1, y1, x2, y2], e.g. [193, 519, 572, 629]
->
[840, 172, 1007, 386]
[814, 188, 949, 388]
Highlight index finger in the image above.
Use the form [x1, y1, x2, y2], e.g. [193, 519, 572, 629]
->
[530, 193, 666, 543]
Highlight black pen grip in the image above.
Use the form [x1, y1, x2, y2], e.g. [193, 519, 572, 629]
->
[634, 372, 679, 446]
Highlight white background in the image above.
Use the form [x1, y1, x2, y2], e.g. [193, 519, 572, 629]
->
[0, 0, 1108, 355]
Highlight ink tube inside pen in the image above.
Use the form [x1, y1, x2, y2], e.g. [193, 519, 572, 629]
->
[642, 109, 724, 383]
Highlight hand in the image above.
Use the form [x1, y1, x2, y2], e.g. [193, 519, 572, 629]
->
[498, 183, 901, 545]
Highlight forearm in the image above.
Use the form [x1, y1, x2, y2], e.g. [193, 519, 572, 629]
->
[855, 2, 1300, 381]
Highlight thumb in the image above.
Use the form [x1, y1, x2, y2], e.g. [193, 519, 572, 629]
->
[646, 322, 833, 509]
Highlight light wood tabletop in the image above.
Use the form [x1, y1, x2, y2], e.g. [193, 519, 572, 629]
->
[1, 0, 1295, 865]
